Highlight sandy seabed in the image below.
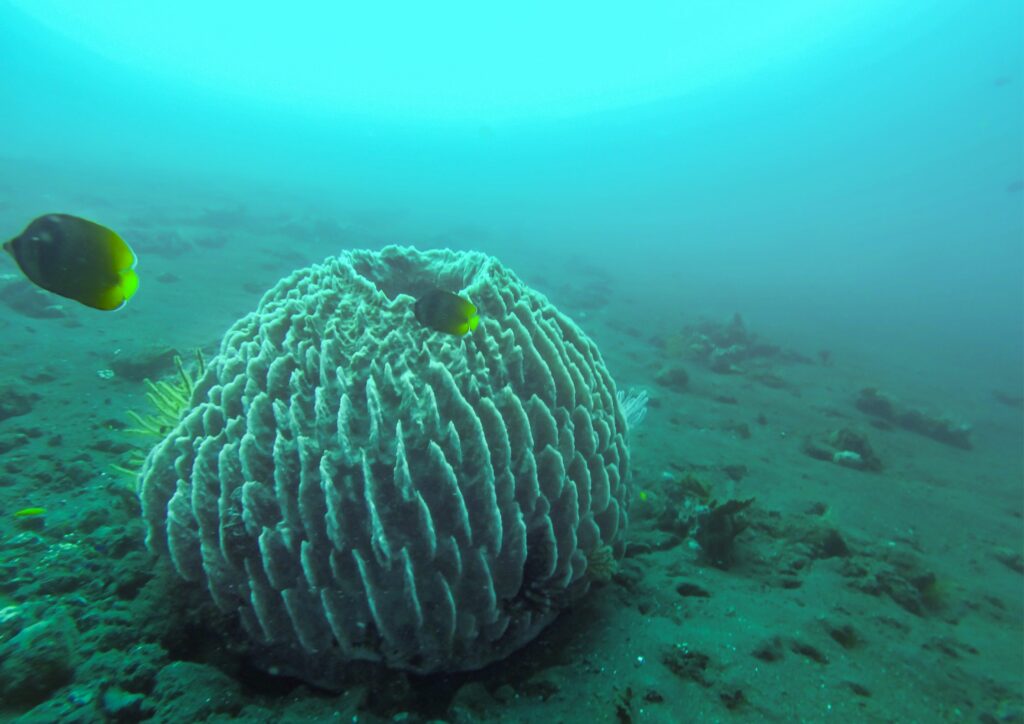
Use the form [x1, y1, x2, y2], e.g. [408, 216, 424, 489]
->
[0, 170, 1020, 723]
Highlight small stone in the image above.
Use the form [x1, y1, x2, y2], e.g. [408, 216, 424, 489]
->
[832, 450, 865, 469]
[752, 637, 785, 662]
[676, 582, 711, 598]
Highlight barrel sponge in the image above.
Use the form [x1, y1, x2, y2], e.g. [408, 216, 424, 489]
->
[137, 246, 632, 680]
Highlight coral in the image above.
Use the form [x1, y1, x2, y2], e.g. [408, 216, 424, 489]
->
[682, 314, 779, 374]
[662, 313, 810, 378]
[615, 387, 649, 429]
[137, 247, 632, 681]
[584, 544, 618, 584]
[112, 351, 205, 478]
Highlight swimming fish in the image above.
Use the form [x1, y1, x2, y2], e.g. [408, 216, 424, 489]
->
[3, 214, 139, 311]
[414, 289, 479, 336]
[13, 507, 45, 519]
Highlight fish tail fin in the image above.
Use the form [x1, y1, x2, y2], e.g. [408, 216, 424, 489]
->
[120, 268, 140, 301]
[88, 269, 139, 311]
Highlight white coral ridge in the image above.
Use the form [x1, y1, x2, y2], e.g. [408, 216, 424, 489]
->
[138, 246, 633, 682]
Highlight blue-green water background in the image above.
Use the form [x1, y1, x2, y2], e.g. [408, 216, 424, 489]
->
[1, 0, 1022, 388]
[0, 4, 1021, 719]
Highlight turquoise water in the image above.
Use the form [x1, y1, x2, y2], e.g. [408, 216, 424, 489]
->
[0, 2, 1021, 721]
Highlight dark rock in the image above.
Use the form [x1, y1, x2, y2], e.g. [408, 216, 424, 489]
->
[789, 640, 828, 664]
[676, 582, 711, 598]
[823, 621, 860, 649]
[752, 372, 787, 389]
[0, 612, 78, 706]
[856, 388, 972, 450]
[992, 390, 1023, 409]
[661, 645, 711, 686]
[0, 279, 71, 319]
[802, 428, 882, 472]
[611, 560, 644, 592]
[102, 686, 152, 722]
[654, 364, 690, 391]
[752, 637, 785, 662]
[361, 670, 413, 714]
[151, 661, 242, 721]
[848, 552, 942, 617]
[0, 433, 29, 454]
[22, 369, 58, 384]
[719, 688, 746, 710]
[449, 682, 499, 718]
[492, 685, 516, 704]
[811, 527, 850, 559]
[829, 429, 883, 471]
[729, 422, 751, 439]
[0, 386, 39, 422]
[721, 464, 747, 482]
[109, 347, 179, 382]
[695, 498, 754, 569]
[992, 546, 1024, 574]
[518, 671, 561, 700]
[923, 635, 979, 659]
[15, 696, 95, 724]
[846, 681, 871, 697]
[89, 437, 136, 454]
[801, 438, 834, 462]
[79, 643, 167, 695]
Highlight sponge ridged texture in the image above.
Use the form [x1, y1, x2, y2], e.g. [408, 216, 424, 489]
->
[138, 246, 631, 678]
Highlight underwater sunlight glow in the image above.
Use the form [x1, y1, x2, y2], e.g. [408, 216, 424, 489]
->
[11, 0, 892, 119]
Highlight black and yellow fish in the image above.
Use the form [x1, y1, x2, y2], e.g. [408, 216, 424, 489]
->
[3, 214, 139, 311]
[414, 289, 479, 336]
